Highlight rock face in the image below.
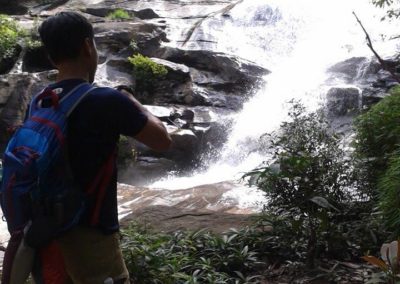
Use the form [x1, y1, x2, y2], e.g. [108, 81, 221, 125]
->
[326, 87, 360, 117]
[118, 182, 261, 233]
[0, 72, 53, 145]
[327, 57, 399, 111]
[0, 46, 21, 75]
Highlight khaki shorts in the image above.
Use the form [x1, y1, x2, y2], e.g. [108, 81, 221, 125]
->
[34, 226, 130, 284]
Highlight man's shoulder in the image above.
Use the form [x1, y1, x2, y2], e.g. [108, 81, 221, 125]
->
[90, 86, 120, 97]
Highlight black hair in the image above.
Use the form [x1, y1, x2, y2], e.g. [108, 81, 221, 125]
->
[39, 11, 94, 64]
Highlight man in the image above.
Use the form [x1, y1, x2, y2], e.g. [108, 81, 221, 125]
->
[29, 11, 171, 283]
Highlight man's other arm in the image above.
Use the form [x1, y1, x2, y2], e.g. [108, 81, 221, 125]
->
[120, 90, 172, 152]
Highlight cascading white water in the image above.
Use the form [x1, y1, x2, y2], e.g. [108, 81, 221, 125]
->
[151, 0, 400, 191]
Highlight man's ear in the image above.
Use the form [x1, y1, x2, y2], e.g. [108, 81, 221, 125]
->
[82, 38, 94, 57]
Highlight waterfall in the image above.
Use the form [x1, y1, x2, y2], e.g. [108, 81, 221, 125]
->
[151, 0, 400, 190]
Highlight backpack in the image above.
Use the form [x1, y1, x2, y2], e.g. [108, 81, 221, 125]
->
[0, 82, 95, 247]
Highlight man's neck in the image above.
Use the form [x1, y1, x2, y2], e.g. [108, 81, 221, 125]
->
[56, 61, 90, 83]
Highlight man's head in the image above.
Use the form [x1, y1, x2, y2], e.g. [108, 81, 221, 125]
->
[39, 11, 98, 83]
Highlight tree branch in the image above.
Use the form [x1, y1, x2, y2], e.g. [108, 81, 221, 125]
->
[182, 0, 244, 47]
[353, 11, 400, 83]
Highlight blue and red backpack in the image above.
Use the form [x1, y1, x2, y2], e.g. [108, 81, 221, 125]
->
[0, 82, 95, 247]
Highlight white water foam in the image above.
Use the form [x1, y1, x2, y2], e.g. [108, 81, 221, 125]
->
[151, 0, 400, 194]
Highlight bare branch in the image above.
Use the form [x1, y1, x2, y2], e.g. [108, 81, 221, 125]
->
[353, 11, 400, 83]
[182, 0, 244, 47]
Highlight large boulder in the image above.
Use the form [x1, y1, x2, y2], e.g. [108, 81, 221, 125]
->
[150, 58, 191, 83]
[0, 46, 22, 75]
[154, 47, 269, 93]
[361, 87, 388, 110]
[84, 6, 159, 20]
[118, 156, 176, 186]
[93, 21, 167, 59]
[328, 57, 382, 85]
[0, 72, 54, 148]
[326, 87, 360, 117]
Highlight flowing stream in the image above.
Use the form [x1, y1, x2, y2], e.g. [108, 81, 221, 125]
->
[151, 0, 400, 196]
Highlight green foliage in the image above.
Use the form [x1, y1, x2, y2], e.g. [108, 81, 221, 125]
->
[353, 87, 400, 197]
[0, 14, 43, 63]
[106, 9, 132, 20]
[378, 153, 400, 236]
[244, 101, 353, 268]
[26, 16, 42, 50]
[121, 223, 263, 284]
[0, 15, 23, 59]
[372, 0, 400, 19]
[128, 54, 168, 92]
[129, 39, 139, 53]
[117, 135, 136, 165]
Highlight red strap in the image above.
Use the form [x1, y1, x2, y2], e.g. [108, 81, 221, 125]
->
[40, 242, 68, 284]
[6, 174, 16, 224]
[36, 88, 59, 109]
[86, 149, 116, 226]
[30, 116, 65, 145]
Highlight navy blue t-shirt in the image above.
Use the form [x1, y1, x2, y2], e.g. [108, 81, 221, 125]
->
[48, 79, 147, 234]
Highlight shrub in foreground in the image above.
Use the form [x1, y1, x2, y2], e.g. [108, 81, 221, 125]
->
[244, 101, 353, 268]
[121, 224, 263, 284]
[353, 86, 400, 197]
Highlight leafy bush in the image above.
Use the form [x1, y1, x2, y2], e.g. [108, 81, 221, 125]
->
[117, 135, 136, 166]
[128, 54, 168, 92]
[244, 101, 353, 268]
[0, 15, 23, 59]
[121, 223, 263, 284]
[353, 86, 400, 198]
[377, 153, 400, 236]
[106, 9, 131, 20]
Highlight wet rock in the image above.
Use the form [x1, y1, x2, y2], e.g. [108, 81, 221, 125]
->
[85, 6, 159, 20]
[96, 57, 135, 87]
[361, 87, 388, 110]
[117, 182, 259, 233]
[84, 6, 114, 18]
[0, 1, 28, 15]
[118, 156, 176, 186]
[180, 85, 212, 106]
[168, 126, 198, 158]
[328, 57, 381, 84]
[155, 47, 269, 93]
[326, 87, 360, 117]
[0, 72, 52, 148]
[22, 46, 54, 73]
[328, 57, 368, 82]
[0, 46, 21, 75]
[94, 21, 166, 59]
[144, 105, 174, 120]
[150, 58, 191, 83]
[134, 8, 159, 20]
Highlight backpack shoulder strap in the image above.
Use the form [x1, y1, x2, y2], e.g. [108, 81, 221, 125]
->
[27, 83, 95, 118]
[59, 83, 96, 117]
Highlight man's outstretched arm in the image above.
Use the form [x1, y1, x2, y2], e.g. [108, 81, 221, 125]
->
[119, 89, 172, 152]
